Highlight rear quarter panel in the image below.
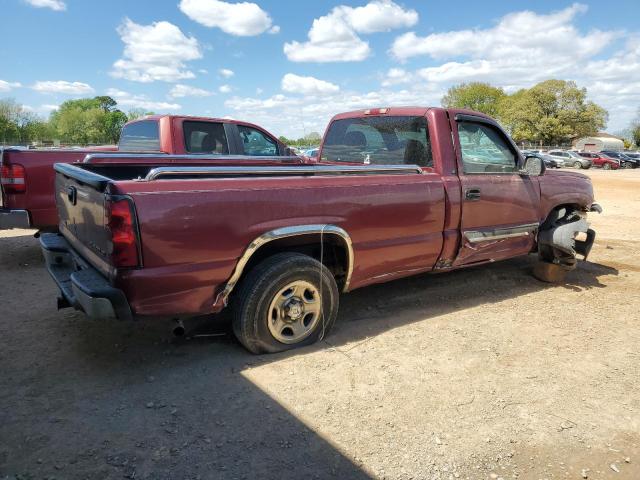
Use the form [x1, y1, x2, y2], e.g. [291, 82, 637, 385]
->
[114, 173, 446, 316]
[2, 150, 89, 228]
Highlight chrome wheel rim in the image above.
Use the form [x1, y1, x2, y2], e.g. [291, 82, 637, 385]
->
[267, 280, 322, 344]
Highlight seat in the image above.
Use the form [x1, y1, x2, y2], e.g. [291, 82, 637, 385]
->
[343, 131, 366, 147]
[404, 140, 428, 166]
[200, 134, 218, 153]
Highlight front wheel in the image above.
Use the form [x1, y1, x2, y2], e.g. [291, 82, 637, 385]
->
[603, 163, 611, 170]
[232, 253, 339, 354]
[573, 161, 583, 169]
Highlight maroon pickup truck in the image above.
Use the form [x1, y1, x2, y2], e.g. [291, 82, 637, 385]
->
[0, 115, 293, 231]
[40, 107, 601, 353]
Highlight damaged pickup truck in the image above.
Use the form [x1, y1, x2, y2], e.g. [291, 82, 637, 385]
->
[40, 107, 601, 353]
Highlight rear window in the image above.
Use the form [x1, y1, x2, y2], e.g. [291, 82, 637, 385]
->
[321, 115, 432, 167]
[119, 120, 160, 151]
[184, 121, 229, 154]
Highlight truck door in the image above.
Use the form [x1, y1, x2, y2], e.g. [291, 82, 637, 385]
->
[450, 114, 540, 266]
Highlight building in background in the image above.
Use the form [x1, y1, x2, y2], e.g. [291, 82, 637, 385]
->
[574, 133, 624, 152]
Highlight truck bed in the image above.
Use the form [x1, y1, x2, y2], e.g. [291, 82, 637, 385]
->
[53, 161, 447, 317]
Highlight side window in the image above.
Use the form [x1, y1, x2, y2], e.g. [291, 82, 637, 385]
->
[184, 121, 229, 154]
[321, 116, 433, 167]
[457, 122, 517, 174]
[238, 125, 278, 156]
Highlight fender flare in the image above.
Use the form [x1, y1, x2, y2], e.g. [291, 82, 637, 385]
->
[214, 224, 354, 308]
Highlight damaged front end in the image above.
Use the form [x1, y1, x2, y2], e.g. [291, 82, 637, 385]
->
[534, 204, 601, 282]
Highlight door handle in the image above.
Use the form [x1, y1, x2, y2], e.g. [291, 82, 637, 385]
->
[465, 188, 481, 201]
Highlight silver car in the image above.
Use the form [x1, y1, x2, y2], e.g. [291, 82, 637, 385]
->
[547, 150, 592, 169]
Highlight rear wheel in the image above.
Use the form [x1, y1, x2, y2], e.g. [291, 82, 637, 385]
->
[232, 253, 339, 354]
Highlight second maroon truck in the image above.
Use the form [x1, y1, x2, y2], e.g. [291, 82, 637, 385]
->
[0, 115, 296, 231]
[41, 107, 601, 353]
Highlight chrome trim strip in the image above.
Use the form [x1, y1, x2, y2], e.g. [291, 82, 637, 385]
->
[145, 164, 423, 180]
[214, 224, 354, 308]
[83, 153, 302, 163]
[464, 223, 539, 244]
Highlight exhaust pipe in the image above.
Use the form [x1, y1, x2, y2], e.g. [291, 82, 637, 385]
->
[172, 319, 186, 337]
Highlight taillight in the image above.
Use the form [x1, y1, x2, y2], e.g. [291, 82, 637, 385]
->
[1, 164, 26, 193]
[107, 198, 139, 268]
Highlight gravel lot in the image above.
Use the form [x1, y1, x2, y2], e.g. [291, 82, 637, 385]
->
[1, 168, 639, 480]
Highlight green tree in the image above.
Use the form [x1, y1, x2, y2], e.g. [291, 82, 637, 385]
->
[441, 82, 506, 117]
[497, 80, 608, 144]
[0, 99, 21, 143]
[633, 125, 640, 148]
[50, 96, 128, 145]
[0, 98, 52, 144]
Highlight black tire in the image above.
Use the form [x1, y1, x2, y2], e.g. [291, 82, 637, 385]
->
[232, 252, 339, 354]
[573, 161, 582, 169]
[603, 163, 611, 170]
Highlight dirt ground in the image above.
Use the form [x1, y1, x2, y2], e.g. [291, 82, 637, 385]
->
[1, 168, 639, 480]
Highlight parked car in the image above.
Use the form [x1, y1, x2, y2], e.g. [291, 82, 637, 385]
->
[600, 150, 639, 168]
[40, 106, 601, 353]
[547, 150, 592, 169]
[304, 148, 319, 161]
[578, 152, 620, 170]
[0, 115, 298, 231]
[623, 152, 640, 163]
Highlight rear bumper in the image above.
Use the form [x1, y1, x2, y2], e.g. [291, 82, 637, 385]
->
[40, 233, 132, 320]
[0, 209, 31, 229]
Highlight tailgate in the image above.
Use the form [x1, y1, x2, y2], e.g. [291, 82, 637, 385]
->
[55, 164, 114, 276]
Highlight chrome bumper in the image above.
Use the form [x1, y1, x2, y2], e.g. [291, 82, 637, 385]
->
[40, 233, 132, 320]
[0, 209, 31, 229]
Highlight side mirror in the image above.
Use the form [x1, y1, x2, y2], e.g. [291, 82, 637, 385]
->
[520, 155, 545, 176]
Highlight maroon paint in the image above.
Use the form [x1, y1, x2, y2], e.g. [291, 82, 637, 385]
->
[53, 107, 598, 319]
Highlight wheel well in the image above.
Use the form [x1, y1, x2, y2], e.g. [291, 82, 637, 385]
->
[241, 233, 350, 290]
[542, 204, 582, 229]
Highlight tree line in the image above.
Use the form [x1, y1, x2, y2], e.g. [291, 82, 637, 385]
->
[2, 80, 638, 148]
[0, 96, 151, 146]
[442, 79, 637, 147]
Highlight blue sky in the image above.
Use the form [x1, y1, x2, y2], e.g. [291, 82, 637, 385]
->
[1, 0, 639, 138]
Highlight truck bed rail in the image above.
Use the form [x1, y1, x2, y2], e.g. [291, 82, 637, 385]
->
[144, 164, 424, 180]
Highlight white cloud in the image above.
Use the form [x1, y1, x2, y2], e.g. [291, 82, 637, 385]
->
[381, 68, 410, 87]
[268, 25, 280, 34]
[391, 3, 611, 62]
[23, 0, 66, 11]
[111, 18, 202, 83]
[32, 80, 94, 95]
[179, 0, 277, 36]
[219, 68, 234, 78]
[106, 88, 181, 111]
[281, 73, 339, 95]
[224, 84, 441, 138]
[219, 85, 233, 93]
[341, 0, 418, 34]
[0, 80, 22, 92]
[168, 84, 214, 98]
[284, 0, 418, 63]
